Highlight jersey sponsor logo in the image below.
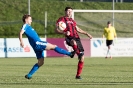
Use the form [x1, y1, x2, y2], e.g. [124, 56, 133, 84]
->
[67, 21, 73, 24]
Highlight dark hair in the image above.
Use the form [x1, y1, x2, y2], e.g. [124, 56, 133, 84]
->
[22, 14, 31, 23]
[65, 7, 73, 11]
[107, 21, 111, 24]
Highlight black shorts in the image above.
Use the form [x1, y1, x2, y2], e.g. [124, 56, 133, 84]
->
[106, 40, 113, 46]
[65, 37, 84, 52]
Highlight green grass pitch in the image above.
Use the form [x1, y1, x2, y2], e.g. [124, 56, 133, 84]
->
[0, 57, 133, 88]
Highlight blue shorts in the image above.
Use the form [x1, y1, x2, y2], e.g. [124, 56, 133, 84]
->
[33, 41, 47, 59]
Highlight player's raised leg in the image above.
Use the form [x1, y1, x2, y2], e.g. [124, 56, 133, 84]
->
[45, 42, 75, 58]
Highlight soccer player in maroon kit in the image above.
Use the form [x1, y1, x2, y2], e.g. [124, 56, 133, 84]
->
[56, 7, 92, 79]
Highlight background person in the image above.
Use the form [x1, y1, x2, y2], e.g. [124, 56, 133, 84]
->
[102, 21, 117, 59]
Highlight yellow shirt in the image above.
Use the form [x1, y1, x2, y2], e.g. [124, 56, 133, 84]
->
[103, 26, 117, 40]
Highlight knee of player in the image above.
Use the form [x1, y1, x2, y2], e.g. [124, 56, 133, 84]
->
[71, 40, 77, 45]
[53, 45, 57, 49]
[80, 56, 84, 62]
[37, 59, 44, 66]
[38, 62, 44, 67]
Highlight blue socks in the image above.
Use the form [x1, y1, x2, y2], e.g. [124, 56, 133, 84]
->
[26, 47, 70, 78]
[27, 63, 39, 77]
[54, 46, 71, 56]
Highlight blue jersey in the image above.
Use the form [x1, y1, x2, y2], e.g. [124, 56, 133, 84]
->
[21, 24, 41, 47]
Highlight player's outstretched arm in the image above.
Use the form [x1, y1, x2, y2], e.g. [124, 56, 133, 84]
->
[76, 26, 92, 39]
[19, 29, 25, 48]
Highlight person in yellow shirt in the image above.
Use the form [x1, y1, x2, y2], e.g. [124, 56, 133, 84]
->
[102, 21, 117, 59]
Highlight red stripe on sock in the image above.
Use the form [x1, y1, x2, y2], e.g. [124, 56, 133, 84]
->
[72, 45, 80, 55]
[76, 61, 84, 76]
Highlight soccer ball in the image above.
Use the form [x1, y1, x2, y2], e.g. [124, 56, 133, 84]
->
[57, 21, 66, 31]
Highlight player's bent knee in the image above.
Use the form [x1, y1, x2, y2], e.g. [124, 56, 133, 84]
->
[51, 44, 57, 50]
[71, 40, 77, 45]
[38, 62, 44, 67]
[73, 41, 77, 45]
[79, 56, 84, 62]
[46, 43, 57, 50]
[53, 45, 57, 48]
[38, 59, 44, 66]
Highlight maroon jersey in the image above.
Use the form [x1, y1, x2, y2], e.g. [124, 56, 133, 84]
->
[56, 16, 79, 38]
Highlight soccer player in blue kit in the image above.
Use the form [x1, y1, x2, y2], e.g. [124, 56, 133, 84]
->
[19, 14, 75, 79]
